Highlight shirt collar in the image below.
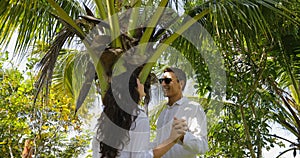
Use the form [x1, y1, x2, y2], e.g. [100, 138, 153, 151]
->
[166, 97, 187, 109]
[138, 105, 145, 112]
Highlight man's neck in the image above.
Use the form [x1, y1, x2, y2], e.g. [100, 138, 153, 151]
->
[168, 94, 183, 106]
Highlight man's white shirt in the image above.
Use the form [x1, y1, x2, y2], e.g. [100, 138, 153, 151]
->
[152, 97, 208, 158]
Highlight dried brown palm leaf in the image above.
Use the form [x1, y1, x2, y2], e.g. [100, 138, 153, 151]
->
[34, 28, 75, 104]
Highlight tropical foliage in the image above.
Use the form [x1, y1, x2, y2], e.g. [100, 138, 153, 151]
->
[202, 1, 300, 157]
[0, 52, 90, 157]
[0, 0, 300, 157]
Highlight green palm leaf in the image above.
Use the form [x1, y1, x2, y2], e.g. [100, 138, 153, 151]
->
[0, 0, 85, 58]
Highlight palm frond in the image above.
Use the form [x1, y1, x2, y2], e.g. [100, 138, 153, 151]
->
[75, 61, 96, 113]
[0, 0, 83, 59]
[140, 8, 211, 83]
[79, 15, 110, 28]
[34, 28, 75, 104]
[83, 2, 94, 16]
[51, 48, 79, 97]
[268, 79, 300, 137]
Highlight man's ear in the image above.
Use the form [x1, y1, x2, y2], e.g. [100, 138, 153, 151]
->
[179, 80, 185, 90]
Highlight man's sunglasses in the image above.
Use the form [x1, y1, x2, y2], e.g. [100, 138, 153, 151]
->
[158, 78, 172, 84]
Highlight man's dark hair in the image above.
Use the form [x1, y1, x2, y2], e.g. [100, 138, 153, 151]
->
[164, 67, 187, 90]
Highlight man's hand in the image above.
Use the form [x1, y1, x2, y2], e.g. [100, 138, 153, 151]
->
[169, 117, 188, 142]
[153, 117, 188, 157]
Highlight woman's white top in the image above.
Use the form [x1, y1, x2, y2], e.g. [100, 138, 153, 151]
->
[92, 109, 153, 158]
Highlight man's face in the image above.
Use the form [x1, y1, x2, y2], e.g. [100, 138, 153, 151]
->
[160, 72, 182, 98]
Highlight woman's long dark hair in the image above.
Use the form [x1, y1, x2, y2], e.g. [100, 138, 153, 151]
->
[96, 67, 151, 158]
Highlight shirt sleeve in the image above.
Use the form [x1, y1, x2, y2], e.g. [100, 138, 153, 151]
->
[180, 104, 208, 154]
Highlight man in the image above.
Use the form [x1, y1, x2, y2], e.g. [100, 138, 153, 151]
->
[153, 67, 208, 158]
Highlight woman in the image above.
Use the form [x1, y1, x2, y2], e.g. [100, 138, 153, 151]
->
[94, 67, 153, 158]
